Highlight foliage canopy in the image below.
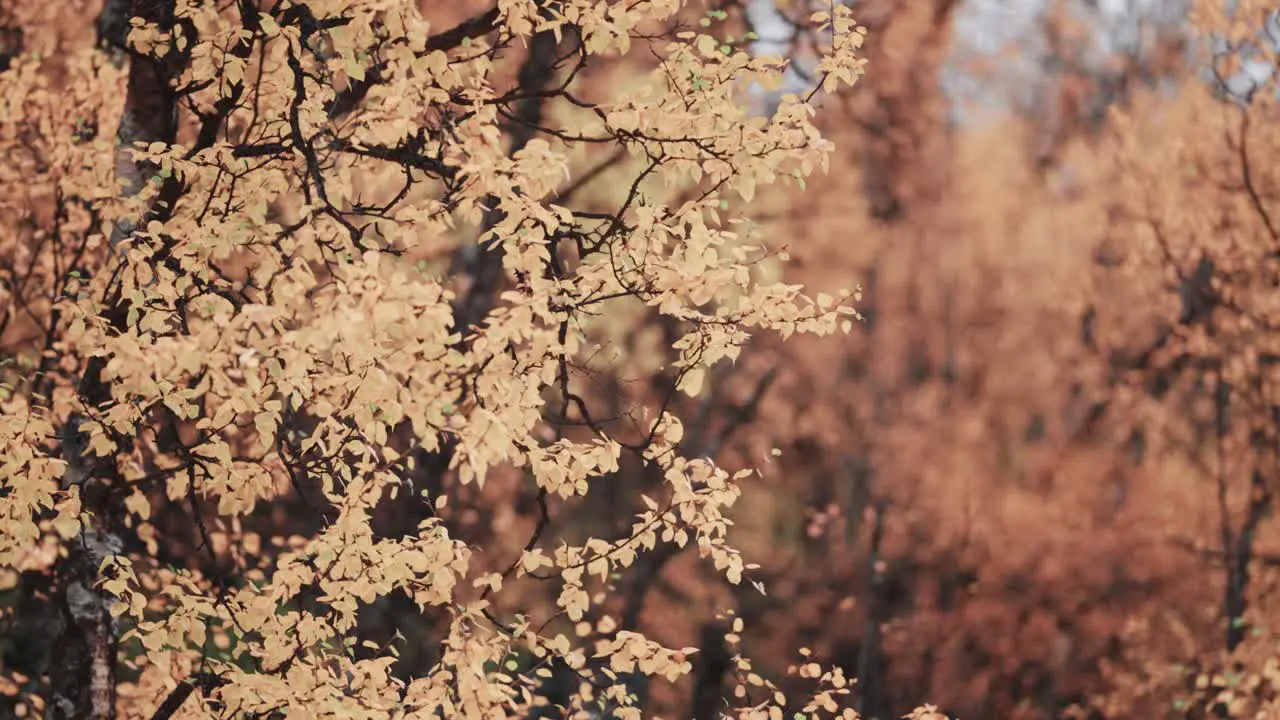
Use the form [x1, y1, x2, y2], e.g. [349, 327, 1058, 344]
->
[0, 0, 897, 718]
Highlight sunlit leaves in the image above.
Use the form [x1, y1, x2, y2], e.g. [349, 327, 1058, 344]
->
[0, 0, 883, 716]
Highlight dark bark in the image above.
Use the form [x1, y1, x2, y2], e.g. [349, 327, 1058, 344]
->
[619, 368, 778, 632]
[48, 511, 123, 720]
[357, 8, 565, 681]
[48, 1, 181, 717]
[1223, 467, 1272, 651]
[450, 25, 563, 337]
[327, 8, 502, 119]
[147, 672, 225, 720]
[855, 499, 890, 720]
[106, 0, 180, 253]
[690, 622, 732, 720]
[401, 7, 564, 522]
[49, 416, 124, 720]
[0, 25, 21, 72]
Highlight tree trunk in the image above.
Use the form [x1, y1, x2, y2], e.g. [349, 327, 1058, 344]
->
[49, 1, 178, 717]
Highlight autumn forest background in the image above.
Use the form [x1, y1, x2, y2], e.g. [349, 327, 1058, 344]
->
[4, 0, 1280, 718]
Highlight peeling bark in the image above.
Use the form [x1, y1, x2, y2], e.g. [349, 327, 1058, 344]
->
[50, 418, 124, 720]
[49, 524, 123, 720]
[49, 1, 179, 716]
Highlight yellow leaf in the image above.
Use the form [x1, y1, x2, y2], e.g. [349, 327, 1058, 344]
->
[679, 367, 705, 397]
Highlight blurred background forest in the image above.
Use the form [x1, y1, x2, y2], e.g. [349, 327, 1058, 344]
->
[724, 0, 1280, 717]
[6, 0, 1280, 718]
